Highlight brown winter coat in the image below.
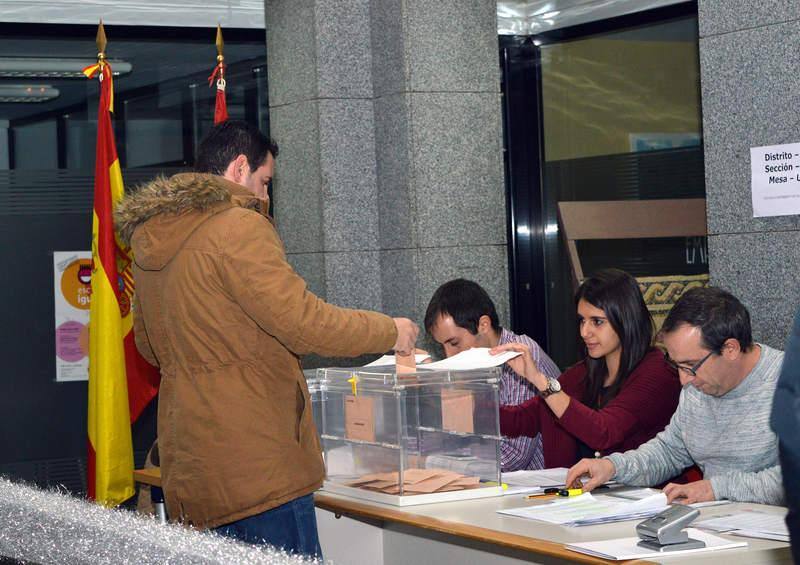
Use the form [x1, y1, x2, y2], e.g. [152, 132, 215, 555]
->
[115, 173, 396, 529]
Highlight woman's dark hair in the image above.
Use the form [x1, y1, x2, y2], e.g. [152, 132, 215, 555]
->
[660, 286, 753, 353]
[576, 269, 653, 408]
[195, 120, 279, 175]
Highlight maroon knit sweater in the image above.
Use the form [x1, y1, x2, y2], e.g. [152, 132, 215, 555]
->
[500, 348, 680, 469]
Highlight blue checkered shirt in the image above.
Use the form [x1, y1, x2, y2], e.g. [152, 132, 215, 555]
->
[498, 329, 561, 471]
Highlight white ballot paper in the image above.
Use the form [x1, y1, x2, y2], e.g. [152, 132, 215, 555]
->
[697, 509, 789, 542]
[498, 492, 669, 527]
[363, 353, 432, 367]
[420, 348, 521, 371]
[501, 468, 568, 496]
[566, 528, 747, 560]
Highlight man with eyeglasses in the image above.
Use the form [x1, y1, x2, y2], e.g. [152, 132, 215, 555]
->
[566, 287, 785, 505]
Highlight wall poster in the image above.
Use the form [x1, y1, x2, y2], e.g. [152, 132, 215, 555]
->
[54, 252, 92, 382]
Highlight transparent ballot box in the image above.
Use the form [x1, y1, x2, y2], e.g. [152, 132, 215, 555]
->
[313, 366, 503, 506]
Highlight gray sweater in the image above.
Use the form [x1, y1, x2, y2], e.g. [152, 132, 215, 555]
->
[607, 344, 785, 505]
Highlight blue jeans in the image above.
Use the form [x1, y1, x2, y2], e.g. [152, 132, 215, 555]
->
[214, 494, 322, 558]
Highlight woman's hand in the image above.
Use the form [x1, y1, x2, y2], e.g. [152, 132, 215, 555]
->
[489, 342, 548, 391]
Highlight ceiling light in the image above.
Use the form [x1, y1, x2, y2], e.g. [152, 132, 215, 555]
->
[0, 84, 59, 103]
[0, 58, 132, 79]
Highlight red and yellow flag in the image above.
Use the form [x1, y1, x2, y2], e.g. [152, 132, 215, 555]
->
[85, 26, 160, 506]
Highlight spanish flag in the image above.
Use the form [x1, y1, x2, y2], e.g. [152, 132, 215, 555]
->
[85, 26, 160, 506]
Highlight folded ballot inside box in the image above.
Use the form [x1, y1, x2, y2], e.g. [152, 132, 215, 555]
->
[313, 366, 504, 506]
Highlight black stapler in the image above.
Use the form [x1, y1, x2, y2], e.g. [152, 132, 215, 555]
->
[636, 504, 707, 552]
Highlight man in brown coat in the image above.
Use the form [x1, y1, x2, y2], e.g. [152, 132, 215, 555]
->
[115, 121, 418, 556]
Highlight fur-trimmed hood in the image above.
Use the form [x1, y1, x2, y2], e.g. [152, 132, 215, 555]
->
[124, 175, 397, 530]
[115, 172, 267, 271]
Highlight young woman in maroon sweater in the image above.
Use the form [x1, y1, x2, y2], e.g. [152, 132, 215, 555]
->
[492, 269, 680, 469]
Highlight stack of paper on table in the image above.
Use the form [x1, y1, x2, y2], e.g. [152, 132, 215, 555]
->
[604, 487, 732, 508]
[347, 468, 481, 495]
[501, 467, 620, 496]
[566, 528, 747, 560]
[501, 467, 569, 496]
[697, 509, 790, 542]
[498, 492, 670, 526]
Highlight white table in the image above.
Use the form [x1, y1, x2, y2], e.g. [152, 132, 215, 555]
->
[315, 490, 792, 565]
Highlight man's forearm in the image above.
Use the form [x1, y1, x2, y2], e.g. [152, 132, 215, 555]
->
[606, 426, 693, 487]
[606, 450, 675, 487]
[709, 465, 785, 505]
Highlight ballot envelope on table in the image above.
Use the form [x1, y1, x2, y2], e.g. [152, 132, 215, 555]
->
[306, 365, 504, 506]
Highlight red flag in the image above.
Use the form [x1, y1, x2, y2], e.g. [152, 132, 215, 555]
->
[209, 62, 228, 125]
[209, 25, 228, 125]
[85, 48, 160, 505]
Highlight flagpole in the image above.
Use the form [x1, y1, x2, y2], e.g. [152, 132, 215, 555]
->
[210, 24, 228, 124]
[86, 20, 135, 507]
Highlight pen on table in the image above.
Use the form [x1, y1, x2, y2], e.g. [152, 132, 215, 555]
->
[525, 487, 560, 499]
[524, 484, 610, 499]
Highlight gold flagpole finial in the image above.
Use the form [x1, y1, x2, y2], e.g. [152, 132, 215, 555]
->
[96, 20, 107, 61]
[215, 24, 225, 62]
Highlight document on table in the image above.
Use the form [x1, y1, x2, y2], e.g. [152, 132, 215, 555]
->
[419, 348, 521, 371]
[603, 487, 660, 500]
[565, 528, 747, 560]
[604, 488, 732, 509]
[501, 468, 568, 495]
[498, 492, 669, 527]
[697, 509, 789, 542]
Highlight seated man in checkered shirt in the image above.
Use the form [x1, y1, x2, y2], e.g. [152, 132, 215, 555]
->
[425, 279, 560, 471]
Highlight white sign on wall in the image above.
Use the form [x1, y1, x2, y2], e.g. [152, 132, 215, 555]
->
[751, 142, 800, 217]
[53, 252, 92, 382]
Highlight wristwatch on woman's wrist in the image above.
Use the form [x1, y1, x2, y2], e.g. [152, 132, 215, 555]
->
[539, 377, 561, 398]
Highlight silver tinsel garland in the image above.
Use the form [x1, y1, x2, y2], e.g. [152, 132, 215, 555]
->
[0, 477, 321, 564]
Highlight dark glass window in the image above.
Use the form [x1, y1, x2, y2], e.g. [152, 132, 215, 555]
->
[0, 23, 268, 494]
[538, 15, 706, 366]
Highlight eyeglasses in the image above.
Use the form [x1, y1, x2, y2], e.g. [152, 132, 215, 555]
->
[664, 350, 715, 377]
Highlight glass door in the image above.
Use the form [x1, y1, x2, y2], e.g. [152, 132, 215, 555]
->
[503, 5, 707, 368]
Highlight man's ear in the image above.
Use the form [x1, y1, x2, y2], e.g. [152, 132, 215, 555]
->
[223, 154, 250, 183]
[721, 338, 742, 359]
[477, 315, 492, 335]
